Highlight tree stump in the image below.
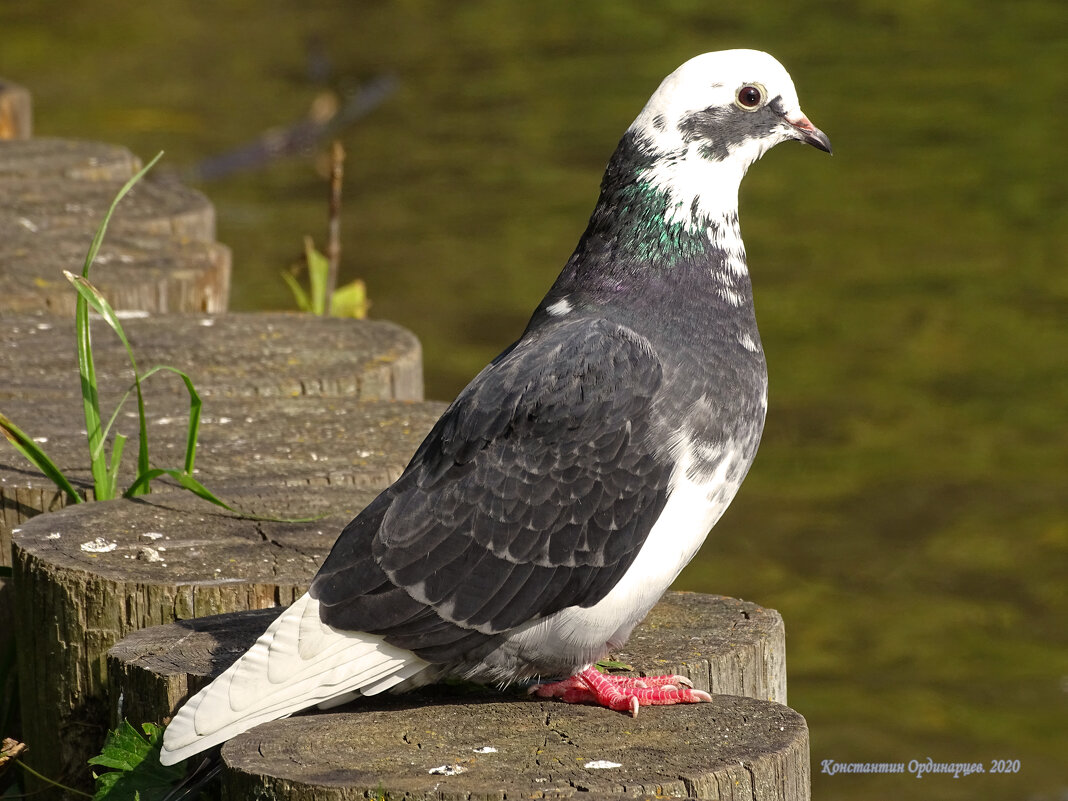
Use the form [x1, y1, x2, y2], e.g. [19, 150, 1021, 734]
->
[0, 233, 231, 314]
[1, 394, 445, 576]
[0, 138, 141, 181]
[10, 484, 383, 795]
[0, 312, 424, 403]
[1, 395, 445, 505]
[0, 176, 215, 242]
[107, 592, 786, 731]
[1, 313, 429, 566]
[0, 80, 32, 139]
[221, 694, 809, 801]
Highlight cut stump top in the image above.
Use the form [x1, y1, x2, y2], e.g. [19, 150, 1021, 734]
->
[2, 395, 444, 565]
[1, 396, 445, 500]
[0, 138, 141, 181]
[0, 176, 214, 241]
[14, 485, 376, 586]
[0, 312, 424, 402]
[0, 234, 230, 315]
[107, 592, 786, 729]
[221, 693, 809, 801]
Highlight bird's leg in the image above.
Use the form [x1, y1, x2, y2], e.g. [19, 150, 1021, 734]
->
[530, 667, 712, 717]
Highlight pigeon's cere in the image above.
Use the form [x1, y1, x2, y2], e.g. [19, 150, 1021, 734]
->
[160, 49, 830, 766]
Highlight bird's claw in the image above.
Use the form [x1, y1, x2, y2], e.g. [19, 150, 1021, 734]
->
[531, 668, 711, 715]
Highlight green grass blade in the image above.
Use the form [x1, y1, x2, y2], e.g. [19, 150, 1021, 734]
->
[152, 469, 238, 510]
[75, 269, 107, 498]
[74, 151, 163, 501]
[0, 411, 84, 503]
[124, 467, 164, 498]
[126, 467, 324, 523]
[281, 269, 312, 312]
[81, 152, 164, 277]
[125, 468, 244, 516]
[106, 433, 127, 496]
[140, 365, 202, 475]
[96, 384, 137, 461]
[65, 272, 153, 494]
[65, 274, 139, 366]
[131, 379, 151, 495]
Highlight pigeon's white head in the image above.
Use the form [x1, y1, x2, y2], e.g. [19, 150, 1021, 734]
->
[628, 50, 831, 229]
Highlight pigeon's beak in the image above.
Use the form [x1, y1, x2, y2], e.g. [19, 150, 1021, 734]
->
[785, 112, 833, 155]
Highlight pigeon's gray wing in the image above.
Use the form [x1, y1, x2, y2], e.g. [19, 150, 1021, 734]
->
[311, 316, 672, 662]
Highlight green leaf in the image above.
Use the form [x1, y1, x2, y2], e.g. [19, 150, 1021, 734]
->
[331, 278, 369, 319]
[304, 235, 329, 316]
[0, 411, 84, 503]
[88, 720, 185, 801]
[281, 268, 312, 312]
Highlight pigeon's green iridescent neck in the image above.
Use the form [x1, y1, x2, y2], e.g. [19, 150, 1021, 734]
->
[611, 174, 739, 269]
[545, 132, 751, 308]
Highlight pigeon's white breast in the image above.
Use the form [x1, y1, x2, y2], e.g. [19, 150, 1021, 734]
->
[501, 442, 746, 672]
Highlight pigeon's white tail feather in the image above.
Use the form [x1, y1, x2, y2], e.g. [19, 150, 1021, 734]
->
[159, 593, 429, 765]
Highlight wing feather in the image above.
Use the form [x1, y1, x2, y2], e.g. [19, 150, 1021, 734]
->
[312, 316, 672, 662]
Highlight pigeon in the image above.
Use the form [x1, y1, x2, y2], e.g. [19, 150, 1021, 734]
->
[160, 48, 830, 766]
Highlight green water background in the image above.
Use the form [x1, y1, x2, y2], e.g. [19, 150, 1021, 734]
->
[2, 2, 1065, 798]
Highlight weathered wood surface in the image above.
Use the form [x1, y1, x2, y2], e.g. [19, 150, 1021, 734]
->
[107, 592, 786, 732]
[220, 693, 808, 801]
[1, 310, 426, 570]
[0, 234, 231, 314]
[11, 484, 380, 796]
[0, 176, 214, 241]
[0, 138, 141, 181]
[1, 394, 444, 567]
[0, 80, 32, 139]
[0, 312, 424, 403]
[1, 395, 444, 500]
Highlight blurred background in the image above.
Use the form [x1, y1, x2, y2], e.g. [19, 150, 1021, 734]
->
[1, 1, 1064, 799]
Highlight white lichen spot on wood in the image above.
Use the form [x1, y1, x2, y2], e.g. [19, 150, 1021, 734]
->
[584, 760, 623, 769]
[428, 764, 467, 776]
[80, 537, 117, 553]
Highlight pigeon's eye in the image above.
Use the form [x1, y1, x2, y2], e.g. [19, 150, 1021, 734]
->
[735, 84, 765, 110]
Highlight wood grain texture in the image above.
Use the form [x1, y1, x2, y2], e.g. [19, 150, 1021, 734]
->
[1, 313, 429, 567]
[0, 233, 230, 315]
[107, 591, 786, 730]
[0, 312, 424, 402]
[220, 692, 808, 801]
[0, 176, 214, 241]
[11, 484, 379, 794]
[0, 138, 141, 181]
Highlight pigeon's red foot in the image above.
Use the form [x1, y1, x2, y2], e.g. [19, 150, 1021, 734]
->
[530, 666, 711, 717]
